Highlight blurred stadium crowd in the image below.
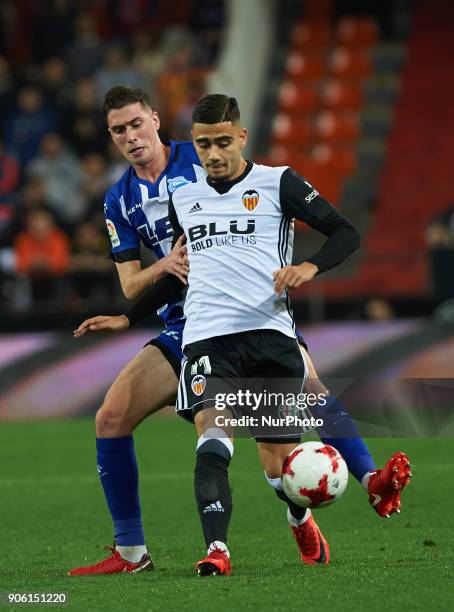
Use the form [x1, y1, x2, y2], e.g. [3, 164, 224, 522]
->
[0, 0, 452, 320]
[0, 0, 224, 310]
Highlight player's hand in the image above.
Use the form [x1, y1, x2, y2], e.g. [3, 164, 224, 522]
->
[155, 235, 189, 284]
[273, 262, 319, 295]
[73, 314, 130, 338]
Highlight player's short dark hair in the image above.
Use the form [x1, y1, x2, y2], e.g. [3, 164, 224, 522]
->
[102, 85, 152, 119]
[192, 94, 240, 124]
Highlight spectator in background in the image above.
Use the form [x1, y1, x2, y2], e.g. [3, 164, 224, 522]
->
[170, 80, 206, 140]
[0, 139, 20, 302]
[80, 153, 110, 213]
[426, 204, 454, 249]
[65, 12, 102, 79]
[3, 86, 57, 167]
[109, 0, 155, 32]
[27, 133, 84, 230]
[426, 203, 454, 305]
[94, 44, 147, 101]
[60, 77, 107, 156]
[16, 177, 54, 221]
[70, 221, 114, 304]
[40, 57, 73, 113]
[0, 138, 19, 201]
[364, 297, 395, 321]
[14, 209, 70, 305]
[0, 55, 15, 117]
[190, 0, 225, 65]
[0, 138, 20, 244]
[106, 141, 128, 185]
[34, 0, 77, 62]
[131, 29, 166, 85]
[157, 42, 202, 131]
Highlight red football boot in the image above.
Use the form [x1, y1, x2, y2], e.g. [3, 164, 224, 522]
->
[289, 510, 330, 565]
[196, 545, 231, 576]
[368, 451, 412, 518]
[68, 545, 153, 576]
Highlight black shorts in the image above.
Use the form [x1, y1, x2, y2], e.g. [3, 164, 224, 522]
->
[176, 329, 312, 439]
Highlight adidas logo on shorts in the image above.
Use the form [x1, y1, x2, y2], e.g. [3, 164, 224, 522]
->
[203, 500, 224, 513]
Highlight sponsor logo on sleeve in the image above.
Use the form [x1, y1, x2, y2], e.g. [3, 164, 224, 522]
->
[106, 219, 120, 247]
[305, 189, 319, 203]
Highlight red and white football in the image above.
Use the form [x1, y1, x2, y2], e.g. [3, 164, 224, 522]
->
[281, 441, 348, 508]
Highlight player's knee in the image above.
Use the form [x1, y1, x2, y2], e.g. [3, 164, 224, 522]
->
[196, 428, 233, 460]
[264, 472, 283, 491]
[95, 402, 131, 437]
[260, 452, 287, 480]
[95, 405, 116, 436]
[305, 376, 329, 397]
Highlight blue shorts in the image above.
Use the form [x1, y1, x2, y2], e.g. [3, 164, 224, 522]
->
[144, 321, 185, 376]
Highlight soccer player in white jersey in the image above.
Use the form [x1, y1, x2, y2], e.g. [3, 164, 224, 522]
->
[99, 94, 410, 574]
[75, 94, 411, 574]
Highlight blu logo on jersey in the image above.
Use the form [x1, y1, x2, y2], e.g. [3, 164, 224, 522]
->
[188, 219, 256, 243]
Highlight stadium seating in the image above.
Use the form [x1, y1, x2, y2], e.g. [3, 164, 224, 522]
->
[266, 12, 379, 217]
[322, 0, 454, 298]
[263, 1, 453, 299]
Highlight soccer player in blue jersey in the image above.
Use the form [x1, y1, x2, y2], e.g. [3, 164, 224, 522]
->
[68, 86, 205, 575]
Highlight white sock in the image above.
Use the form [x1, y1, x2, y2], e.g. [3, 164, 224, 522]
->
[361, 471, 376, 492]
[287, 507, 311, 527]
[116, 545, 147, 563]
[207, 540, 230, 558]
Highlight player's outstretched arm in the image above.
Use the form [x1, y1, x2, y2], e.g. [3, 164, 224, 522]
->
[74, 273, 185, 337]
[74, 315, 130, 337]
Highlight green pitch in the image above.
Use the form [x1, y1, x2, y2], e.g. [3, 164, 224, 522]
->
[0, 417, 451, 611]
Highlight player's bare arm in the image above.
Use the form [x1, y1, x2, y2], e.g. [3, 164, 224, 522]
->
[74, 314, 130, 338]
[74, 273, 185, 338]
[116, 235, 189, 300]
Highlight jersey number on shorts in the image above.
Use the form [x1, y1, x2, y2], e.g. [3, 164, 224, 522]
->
[191, 355, 212, 375]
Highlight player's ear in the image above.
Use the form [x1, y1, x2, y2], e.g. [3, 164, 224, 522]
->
[239, 127, 248, 150]
[151, 110, 160, 130]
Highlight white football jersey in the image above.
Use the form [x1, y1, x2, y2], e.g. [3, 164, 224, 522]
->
[170, 163, 295, 346]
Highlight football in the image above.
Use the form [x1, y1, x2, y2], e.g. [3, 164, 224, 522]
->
[281, 441, 348, 508]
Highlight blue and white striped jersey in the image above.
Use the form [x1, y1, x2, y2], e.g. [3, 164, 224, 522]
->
[104, 139, 205, 326]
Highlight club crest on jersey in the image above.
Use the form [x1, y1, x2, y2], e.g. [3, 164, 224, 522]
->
[167, 176, 190, 193]
[106, 219, 120, 247]
[242, 189, 259, 211]
[191, 374, 206, 396]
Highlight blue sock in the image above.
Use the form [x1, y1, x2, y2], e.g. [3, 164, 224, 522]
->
[96, 436, 145, 546]
[315, 397, 376, 483]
